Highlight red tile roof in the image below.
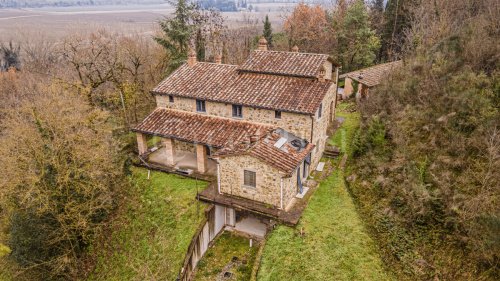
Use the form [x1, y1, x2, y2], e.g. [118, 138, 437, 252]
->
[238, 50, 333, 78]
[340, 60, 402, 87]
[132, 108, 273, 148]
[214, 130, 315, 175]
[152, 62, 333, 115]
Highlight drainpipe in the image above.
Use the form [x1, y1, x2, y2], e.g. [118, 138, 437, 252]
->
[310, 115, 315, 144]
[280, 178, 284, 209]
[217, 163, 221, 194]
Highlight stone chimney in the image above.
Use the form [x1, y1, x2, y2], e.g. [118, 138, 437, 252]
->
[215, 54, 222, 64]
[187, 48, 197, 66]
[292, 45, 299, 52]
[319, 65, 326, 82]
[258, 36, 268, 51]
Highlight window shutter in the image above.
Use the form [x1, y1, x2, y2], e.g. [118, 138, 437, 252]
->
[244, 170, 256, 187]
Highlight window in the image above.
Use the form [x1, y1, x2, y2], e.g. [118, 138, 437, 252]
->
[243, 170, 256, 187]
[169, 95, 174, 103]
[232, 104, 243, 118]
[196, 99, 206, 112]
[275, 110, 281, 119]
[317, 103, 323, 119]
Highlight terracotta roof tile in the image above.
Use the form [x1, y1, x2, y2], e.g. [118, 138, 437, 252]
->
[214, 129, 314, 175]
[132, 108, 273, 148]
[152, 62, 333, 115]
[238, 50, 332, 78]
[340, 60, 402, 87]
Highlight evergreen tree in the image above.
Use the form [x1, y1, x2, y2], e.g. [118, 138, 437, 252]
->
[335, 0, 380, 71]
[369, 0, 385, 35]
[380, 0, 412, 60]
[369, 0, 385, 62]
[263, 15, 273, 48]
[154, 0, 197, 73]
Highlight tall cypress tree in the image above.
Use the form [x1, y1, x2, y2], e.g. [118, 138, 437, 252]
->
[154, 0, 196, 73]
[263, 15, 273, 48]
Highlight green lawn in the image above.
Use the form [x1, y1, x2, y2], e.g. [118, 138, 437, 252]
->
[193, 232, 258, 281]
[89, 167, 207, 280]
[257, 102, 391, 281]
[329, 102, 361, 154]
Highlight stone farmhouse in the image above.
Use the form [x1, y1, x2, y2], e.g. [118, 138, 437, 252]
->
[132, 38, 340, 238]
[340, 60, 402, 100]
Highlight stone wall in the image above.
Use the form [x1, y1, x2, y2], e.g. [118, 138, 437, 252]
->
[309, 83, 337, 169]
[176, 140, 196, 153]
[217, 155, 284, 207]
[155, 70, 339, 176]
[216, 154, 311, 209]
[323, 61, 334, 80]
[156, 95, 312, 140]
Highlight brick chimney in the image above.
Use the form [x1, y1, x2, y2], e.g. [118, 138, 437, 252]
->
[187, 48, 197, 66]
[258, 36, 268, 51]
[215, 54, 222, 64]
[292, 45, 299, 52]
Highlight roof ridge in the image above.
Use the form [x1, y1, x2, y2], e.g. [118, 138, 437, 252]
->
[342, 60, 402, 75]
[193, 61, 238, 67]
[252, 49, 330, 57]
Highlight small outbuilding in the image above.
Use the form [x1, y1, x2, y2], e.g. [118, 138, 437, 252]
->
[339, 60, 402, 100]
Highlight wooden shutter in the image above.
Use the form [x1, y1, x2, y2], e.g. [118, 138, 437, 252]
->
[244, 170, 256, 187]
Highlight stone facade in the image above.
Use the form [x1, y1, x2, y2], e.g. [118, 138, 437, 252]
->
[217, 154, 310, 209]
[217, 155, 284, 207]
[176, 140, 196, 154]
[156, 77, 337, 175]
[146, 56, 339, 209]
[309, 84, 337, 169]
[156, 95, 313, 140]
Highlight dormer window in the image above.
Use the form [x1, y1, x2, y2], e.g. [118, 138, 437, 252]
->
[232, 104, 243, 118]
[275, 111, 281, 119]
[196, 99, 206, 112]
[317, 103, 323, 119]
[169, 95, 174, 103]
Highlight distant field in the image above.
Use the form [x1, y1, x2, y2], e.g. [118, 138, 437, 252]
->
[0, 3, 293, 43]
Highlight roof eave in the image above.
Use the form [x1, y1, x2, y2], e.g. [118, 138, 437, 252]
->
[150, 90, 318, 115]
[130, 128, 224, 148]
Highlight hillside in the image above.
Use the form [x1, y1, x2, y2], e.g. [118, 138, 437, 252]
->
[258, 104, 392, 280]
[347, 0, 499, 279]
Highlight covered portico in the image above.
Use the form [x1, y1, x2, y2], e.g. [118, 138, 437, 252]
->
[132, 108, 273, 176]
[136, 132, 216, 174]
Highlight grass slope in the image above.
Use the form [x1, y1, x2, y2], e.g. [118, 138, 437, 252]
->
[257, 103, 390, 281]
[194, 232, 258, 281]
[89, 168, 207, 280]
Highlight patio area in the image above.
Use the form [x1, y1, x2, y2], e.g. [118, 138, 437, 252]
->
[147, 147, 217, 175]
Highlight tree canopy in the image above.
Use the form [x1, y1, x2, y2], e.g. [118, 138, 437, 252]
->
[0, 87, 126, 279]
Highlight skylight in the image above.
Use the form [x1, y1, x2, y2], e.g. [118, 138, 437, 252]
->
[274, 137, 287, 149]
